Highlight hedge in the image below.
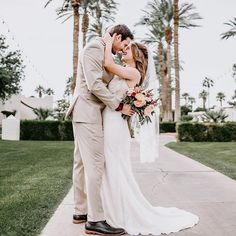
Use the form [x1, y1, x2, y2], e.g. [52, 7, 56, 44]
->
[177, 122, 236, 142]
[160, 122, 176, 133]
[19, 120, 178, 140]
[20, 120, 74, 141]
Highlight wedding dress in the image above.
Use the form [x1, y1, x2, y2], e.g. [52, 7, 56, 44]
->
[101, 76, 199, 235]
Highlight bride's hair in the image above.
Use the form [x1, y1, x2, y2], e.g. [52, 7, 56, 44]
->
[131, 42, 148, 86]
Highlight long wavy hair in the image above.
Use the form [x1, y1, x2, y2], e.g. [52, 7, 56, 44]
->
[130, 42, 148, 86]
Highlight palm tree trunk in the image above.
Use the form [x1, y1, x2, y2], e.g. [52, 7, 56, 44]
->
[203, 98, 206, 110]
[82, 12, 89, 47]
[166, 43, 172, 121]
[173, 0, 180, 121]
[71, 1, 80, 92]
[158, 42, 169, 122]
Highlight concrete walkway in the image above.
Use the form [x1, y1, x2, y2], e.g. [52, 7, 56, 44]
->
[40, 134, 236, 236]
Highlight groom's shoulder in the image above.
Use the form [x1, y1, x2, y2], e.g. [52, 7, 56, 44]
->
[83, 37, 105, 54]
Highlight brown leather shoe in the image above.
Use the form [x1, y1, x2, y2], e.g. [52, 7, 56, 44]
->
[73, 214, 87, 224]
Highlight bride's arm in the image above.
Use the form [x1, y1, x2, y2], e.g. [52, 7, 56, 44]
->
[103, 33, 140, 82]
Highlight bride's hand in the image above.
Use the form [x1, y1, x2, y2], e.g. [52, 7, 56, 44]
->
[103, 32, 116, 46]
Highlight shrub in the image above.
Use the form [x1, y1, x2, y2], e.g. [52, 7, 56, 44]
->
[59, 121, 74, 141]
[180, 115, 193, 122]
[160, 122, 176, 133]
[20, 120, 73, 140]
[202, 109, 228, 123]
[177, 122, 236, 142]
[181, 105, 192, 116]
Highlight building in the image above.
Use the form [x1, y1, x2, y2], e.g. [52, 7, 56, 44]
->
[0, 94, 54, 123]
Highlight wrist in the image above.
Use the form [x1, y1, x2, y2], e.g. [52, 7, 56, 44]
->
[115, 103, 124, 111]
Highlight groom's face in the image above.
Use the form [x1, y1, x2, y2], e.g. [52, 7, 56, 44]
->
[112, 34, 132, 54]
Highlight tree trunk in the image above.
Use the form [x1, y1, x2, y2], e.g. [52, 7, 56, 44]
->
[166, 43, 173, 121]
[203, 98, 206, 110]
[71, 2, 80, 92]
[82, 12, 89, 47]
[158, 42, 169, 122]
[173, 0, 181, 121]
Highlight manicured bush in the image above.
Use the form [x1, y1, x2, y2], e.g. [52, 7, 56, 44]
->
[20, 120, 63, 140]
[59, 120, 74, 141]
[177, 122, 236, 142]
[160, 122, 176, 133]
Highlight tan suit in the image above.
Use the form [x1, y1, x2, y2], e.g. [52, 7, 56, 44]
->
[66, 38, 120, 222]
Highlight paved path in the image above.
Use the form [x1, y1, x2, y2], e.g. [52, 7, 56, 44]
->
[40, 134, 236, 236]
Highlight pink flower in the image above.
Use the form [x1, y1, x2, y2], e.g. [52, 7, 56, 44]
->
[134, 100, 146, 108]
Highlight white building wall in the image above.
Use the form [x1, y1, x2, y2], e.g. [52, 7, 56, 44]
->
[0, 94, 53, 123]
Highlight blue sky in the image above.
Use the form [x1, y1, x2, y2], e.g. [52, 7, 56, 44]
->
[1, 0, 236, 108]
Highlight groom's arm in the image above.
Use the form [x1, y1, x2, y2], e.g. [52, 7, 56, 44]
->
[81, 44, 121, 110]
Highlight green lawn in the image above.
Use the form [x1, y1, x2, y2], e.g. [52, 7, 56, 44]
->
[166, 142, 236, 180]
[0, 140, 74, 236]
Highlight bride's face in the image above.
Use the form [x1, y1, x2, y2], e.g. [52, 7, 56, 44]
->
[121, 43, 134, 63]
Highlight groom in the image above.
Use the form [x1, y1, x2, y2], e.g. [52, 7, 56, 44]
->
[66, 24, 134, 235]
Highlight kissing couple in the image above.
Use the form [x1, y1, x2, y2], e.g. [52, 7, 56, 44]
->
[66, 24, 199, 235]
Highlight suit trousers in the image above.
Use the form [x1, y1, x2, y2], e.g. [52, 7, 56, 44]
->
[72, 122, 105, 222]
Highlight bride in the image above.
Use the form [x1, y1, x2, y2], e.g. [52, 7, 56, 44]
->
[101, 32, 199, 235]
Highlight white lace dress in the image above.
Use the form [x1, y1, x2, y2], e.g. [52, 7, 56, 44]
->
[101, 76, 199, 235]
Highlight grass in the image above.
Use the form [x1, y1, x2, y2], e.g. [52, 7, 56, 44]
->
[0, 140, 74, 236]
[166, 142, 236, 180]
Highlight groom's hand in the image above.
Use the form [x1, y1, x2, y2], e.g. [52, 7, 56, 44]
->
[120, 104, 134, 116]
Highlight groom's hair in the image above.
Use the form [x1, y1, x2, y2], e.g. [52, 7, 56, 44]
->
[109, 24, 134, 41]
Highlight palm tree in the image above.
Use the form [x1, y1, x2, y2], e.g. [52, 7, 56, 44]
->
[88, 0, 117, 40]
[199, 90, 208, 110]
[181, 92, 189, 106]
[188, 96, 196, 111]
[221, 17, 236, 40]
[63, 77, 73, 101]
[216, 92, 226, 107]
[174, 1, 202, 121]
[33, 108, 54, 120]
[136, 6, 168, 120]
[228, 90, 236, 107]
[45, 0, 81, 92]
[203, 77, 214, 109]
[45, 88, 55, 96]
[81, 0, 92, 47]
[35, 85, 45, 98]
[136, 0, 201, 121]
[173, 0, 180, 121]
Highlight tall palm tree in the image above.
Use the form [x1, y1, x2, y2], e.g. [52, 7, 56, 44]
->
[181, 92, 189, 106]
[199, 90, 208, 110]
[136, 0, 201, 121]
[221, 17, 236, 40]
[35, 85, 45, 98]
[203, 77, 214, 109]
[137, 12, 170, 120]
[216, 92, 226, 107]
[173, 0, 180, 121]
[45, 0, 81, 92]
[174, 1, 202, 121]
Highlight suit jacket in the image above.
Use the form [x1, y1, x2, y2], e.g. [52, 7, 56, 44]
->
[66, 38, 121, 124]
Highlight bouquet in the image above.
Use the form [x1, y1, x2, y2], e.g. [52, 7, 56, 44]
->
[121, 85, 159, 125]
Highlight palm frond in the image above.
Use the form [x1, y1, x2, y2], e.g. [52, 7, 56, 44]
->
[221, 17, 236, 40]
